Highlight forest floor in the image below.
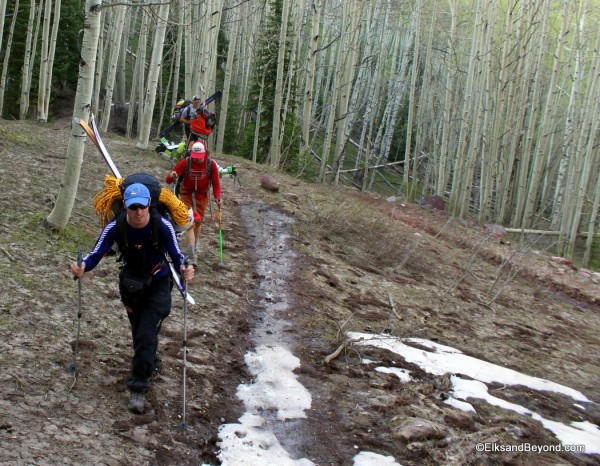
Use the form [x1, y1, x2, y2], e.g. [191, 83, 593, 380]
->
[0, 118, 600, 465]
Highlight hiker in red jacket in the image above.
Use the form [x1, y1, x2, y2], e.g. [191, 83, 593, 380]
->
[166, 141, 221, 265]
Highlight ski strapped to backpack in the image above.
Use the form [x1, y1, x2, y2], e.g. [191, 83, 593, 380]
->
[77, 115, 196, 304]
[171, 99, 192, 121]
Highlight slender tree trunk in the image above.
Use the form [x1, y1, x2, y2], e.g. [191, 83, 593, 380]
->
[171, 1, 184, 104]
[126, 9, 148, 138]
[46, 0, 102, 229]
[0, 0, 8, 57]
[298, 0, 322, 170]
[41, 0, 60, 119]
[100, 4, 127, 131]
[332, 0, 362, 184]
[216, 5, 240, 153]
[0, 0, 19, 116]
[403, 0, 422, 200]
[19, 0, 37, 119]
[136, 2, 171, 149]
[268, 0, 290, 168]
[252, 71, 266, 164]
[36, 0, 52, 121]
[92, 10, 108, 116]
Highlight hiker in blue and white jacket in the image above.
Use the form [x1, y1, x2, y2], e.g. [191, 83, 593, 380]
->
[70, 183, 195, 414]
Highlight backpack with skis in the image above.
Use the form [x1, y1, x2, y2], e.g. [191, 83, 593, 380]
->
[171, 99, 192, 121]
[93, 172, 193, 235]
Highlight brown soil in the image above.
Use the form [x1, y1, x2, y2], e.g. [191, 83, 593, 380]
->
[0, 119, 599, 465]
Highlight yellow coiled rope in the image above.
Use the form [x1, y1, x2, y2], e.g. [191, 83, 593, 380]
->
[92, 175, 190, 228]
[159, 188, 190, 226]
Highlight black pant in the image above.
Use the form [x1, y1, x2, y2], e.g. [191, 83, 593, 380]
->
[120, 274, 172, 393]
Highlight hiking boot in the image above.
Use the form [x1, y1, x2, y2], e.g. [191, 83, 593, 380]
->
[127, 391, 145, 414]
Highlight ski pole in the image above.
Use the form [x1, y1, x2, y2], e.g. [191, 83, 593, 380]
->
[208, 190, 215, 222]
[218, 205, 224, 266]
[68, 250, 83, 373]
[180, 258, 189, 430]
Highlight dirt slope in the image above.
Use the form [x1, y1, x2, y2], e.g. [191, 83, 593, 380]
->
[0, 119, 599, 465]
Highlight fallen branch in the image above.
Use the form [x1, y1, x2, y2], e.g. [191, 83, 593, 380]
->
[324, 337, 363, 365]
[1, 246, 16, 262]
[388, 293, 402, 320]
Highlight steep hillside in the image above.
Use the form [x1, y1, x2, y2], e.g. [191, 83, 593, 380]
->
[0, 119, 599, 465]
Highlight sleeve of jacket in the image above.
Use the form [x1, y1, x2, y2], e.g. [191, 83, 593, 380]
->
[211, 160, 222, 199]
[82, 221, 118, 271]
[165, 158, 187, 184]
[160, 217, 184, 271]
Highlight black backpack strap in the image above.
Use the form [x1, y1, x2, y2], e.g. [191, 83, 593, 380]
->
[114, 209, 162, 258]
[115, 210, 128, 252]
[149, 207, 162, 250]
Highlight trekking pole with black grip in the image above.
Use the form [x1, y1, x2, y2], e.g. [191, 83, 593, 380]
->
[68, 250, 83, 373]
[179, 257, 190, 430]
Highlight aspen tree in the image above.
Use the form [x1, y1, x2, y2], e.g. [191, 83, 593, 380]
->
[36, 0, 52, 121]
[412, 0, 437, 199]
[331, 0, 362, 184]
[115, 13, 129, 107]
[268, 0, 290, 167]
[436, 0, 458, 197]
[100, 4, 127, 131]
[449, 0, 483, 214]
[318, 28, 342, 182]
[522, 0, 569, 228]
[0, 0, 7, 57]
[171, 1, 185, 105]
[458, 0, 495, 219]
[475, 0, 498, 222]
[126, 8, 148, 138]
[136, 1, 171, 149]
[403, 0, 422, 201]
[556, 1, 587, 252]
[563, 26, 600, 257]
[0, 0, 18, 116]
[19, 0, 38, 119]
[40, 0, 60, 119]
[46, 0, 102, 229]
[91, 9, 108, 116]
[512, 1, 550, 226]
[216, 5, 240, 153]
[356, 0, 390, 190]
[298, 0, 322, 169]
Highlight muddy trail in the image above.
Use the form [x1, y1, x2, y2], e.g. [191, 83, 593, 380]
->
[1, 119, 600, 465]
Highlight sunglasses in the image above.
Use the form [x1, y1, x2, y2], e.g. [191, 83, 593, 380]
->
[128, 204, 149, 211]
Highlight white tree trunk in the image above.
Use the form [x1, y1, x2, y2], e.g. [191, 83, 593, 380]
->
[136, 2, 171, 149]
[268, 0, 290, 167]
[36, 0, 52, 121]
[41, 0, 60, 119]
[0, 0, 8, 57]
[0, 0, 19, 116]
[216, 5, 240, 154]
[100, 4, 127, 131]
[298, 0, 322, 169]
[46, 0, 102, 229]
[19, 0, 38, 119]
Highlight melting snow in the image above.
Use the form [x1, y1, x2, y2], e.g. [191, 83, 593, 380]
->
[349, 332, 600, 454]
